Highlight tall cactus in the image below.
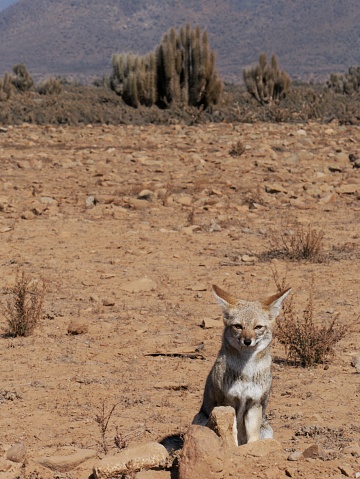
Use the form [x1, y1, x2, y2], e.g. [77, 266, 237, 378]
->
[110, 24, 222, 109]
[243, 53, 291, 104]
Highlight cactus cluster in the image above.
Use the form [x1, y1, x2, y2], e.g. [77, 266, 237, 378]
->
[327, 66, 360, 95]
[243, 53, 291, 104]
[0, 73, 14, 101]
[110, 24, 223, 109]
[12, 63, 34, 92]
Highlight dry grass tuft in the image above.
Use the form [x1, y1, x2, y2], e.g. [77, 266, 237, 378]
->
[272, 268, 348, 367]
[266, 223, 325, 262]
[3, 271, 46, 337]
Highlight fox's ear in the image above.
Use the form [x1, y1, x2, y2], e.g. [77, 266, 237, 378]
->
[212, 284, 237, 310]
[262, 288, 291, 321]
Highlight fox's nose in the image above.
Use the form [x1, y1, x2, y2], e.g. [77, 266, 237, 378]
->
[244, 339, 252, 346]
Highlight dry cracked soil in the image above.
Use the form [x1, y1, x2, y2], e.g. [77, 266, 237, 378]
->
[0, 120, 359, 479]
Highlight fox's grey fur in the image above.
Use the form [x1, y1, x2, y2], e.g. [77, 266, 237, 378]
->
[193, 284, 291, 445]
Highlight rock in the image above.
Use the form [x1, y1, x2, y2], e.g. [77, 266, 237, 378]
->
[138, 190, 154, 201]
[343, 444, 360, 457]
[351, 355, 360, 373]
[177, 196, 193, 206]
[93, 442, 168, 479]
[179, 425, 226, 479]
[85, 195, 97, 207]
[67, 319, 88, 335]
[125, 198, 150, 209]
[38, 448, 96, 472]
[265, 184, 288, 194]
[136, 471, 171, 479]
[181, 225, 201, 235]
[206, 406, 237, 448]
[209, 219, 221, 232]
[233, 439, 283, 458]
[102, 298, 115, 307]
[338, 465, 355, 477]
[336, 184, 359, 195]
[120, 277, 157, 293]
[303, 443, 325, 459]
[201, 318, 222, 329]
[287, 451, 304, 461]
[6, 443, 26, 463]
[319, 192, 337, 204]
[0, 458, 13, 472]
[241, 254, 257, 263]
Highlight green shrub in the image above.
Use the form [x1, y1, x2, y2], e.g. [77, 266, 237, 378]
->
[243, 53, 291, 104]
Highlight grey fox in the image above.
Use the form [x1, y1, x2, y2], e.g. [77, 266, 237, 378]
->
[193, 284, 291, 445]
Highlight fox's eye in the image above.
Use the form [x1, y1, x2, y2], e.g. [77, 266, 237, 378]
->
[233, 324, 243, 330]
[255, 325, 263, 330]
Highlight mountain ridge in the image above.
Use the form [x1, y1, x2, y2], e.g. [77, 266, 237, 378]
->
[0, 0, 359, 83]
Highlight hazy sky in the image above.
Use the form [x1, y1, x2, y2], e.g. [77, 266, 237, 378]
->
[0, 0, 17, 12]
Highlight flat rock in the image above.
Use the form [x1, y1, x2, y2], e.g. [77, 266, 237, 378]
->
[67, 319, 88, 335]
[93, 442, 168, 479]
[136, 470, 171, 479]
[201, 318, 222, 329]
[6, 443, 26, 463]
[233, 439, 283, 458]
[38, 448, 96, 472]
[120, 277, 157, 293]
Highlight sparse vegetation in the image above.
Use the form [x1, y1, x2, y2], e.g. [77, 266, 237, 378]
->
[95, 400, 118, 455]
[229, 140, 245, 157]
[3, 271, 46, 337]
[267, 223, 325, 262]
[0, 72, 14, 101]
[12, 63, 34, 92]
[272, 269, 348, 367]
[36, 77, 62, 95]
[327, 66, 360, 94]
[110, 24, 223, 109]
[243, 53, 291, 104]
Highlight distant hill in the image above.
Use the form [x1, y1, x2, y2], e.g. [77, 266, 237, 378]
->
[0, 0, 359, 83]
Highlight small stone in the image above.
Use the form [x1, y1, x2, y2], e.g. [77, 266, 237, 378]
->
[241, 255, 257, 263]
[120, 277, 157, 293]
[265, 184, 287, 194]
[339, 465, 355, 477]
[102, 299, 115, 307]
[86, 195, 97, 207]
[177, 196, 193, 206]
[125, 198, 150, 209]
[67, 319, 88, 335]
[351, 355, 360, 373]
[6, 443, 26, 463]
[336, 184, 358, 195]
[137, 190, 154, 200]
[343, 444, 360, 457]
[201, 318, 222, 329]
[0, 458, 13, 472]
[287, 451, 303, 461]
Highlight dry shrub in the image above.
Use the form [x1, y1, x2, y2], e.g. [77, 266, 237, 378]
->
[229, 140, 245, 157]
[268, 223, 325, 261]
[272, 268, 348, 367]
[3, 271, 46, 337]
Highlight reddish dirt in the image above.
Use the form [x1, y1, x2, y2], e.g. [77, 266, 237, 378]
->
[0, 121, 359, 478]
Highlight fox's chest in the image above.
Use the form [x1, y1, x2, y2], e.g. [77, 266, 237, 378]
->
[225, 377, 265, 403]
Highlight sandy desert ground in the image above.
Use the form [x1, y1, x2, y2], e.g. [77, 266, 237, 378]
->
[0, 120, 359, 478]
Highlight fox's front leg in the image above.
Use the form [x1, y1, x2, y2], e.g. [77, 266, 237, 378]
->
[244, 404, 263, 443]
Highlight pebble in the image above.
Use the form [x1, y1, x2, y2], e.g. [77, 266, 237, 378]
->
[67, 319, 89, 335]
